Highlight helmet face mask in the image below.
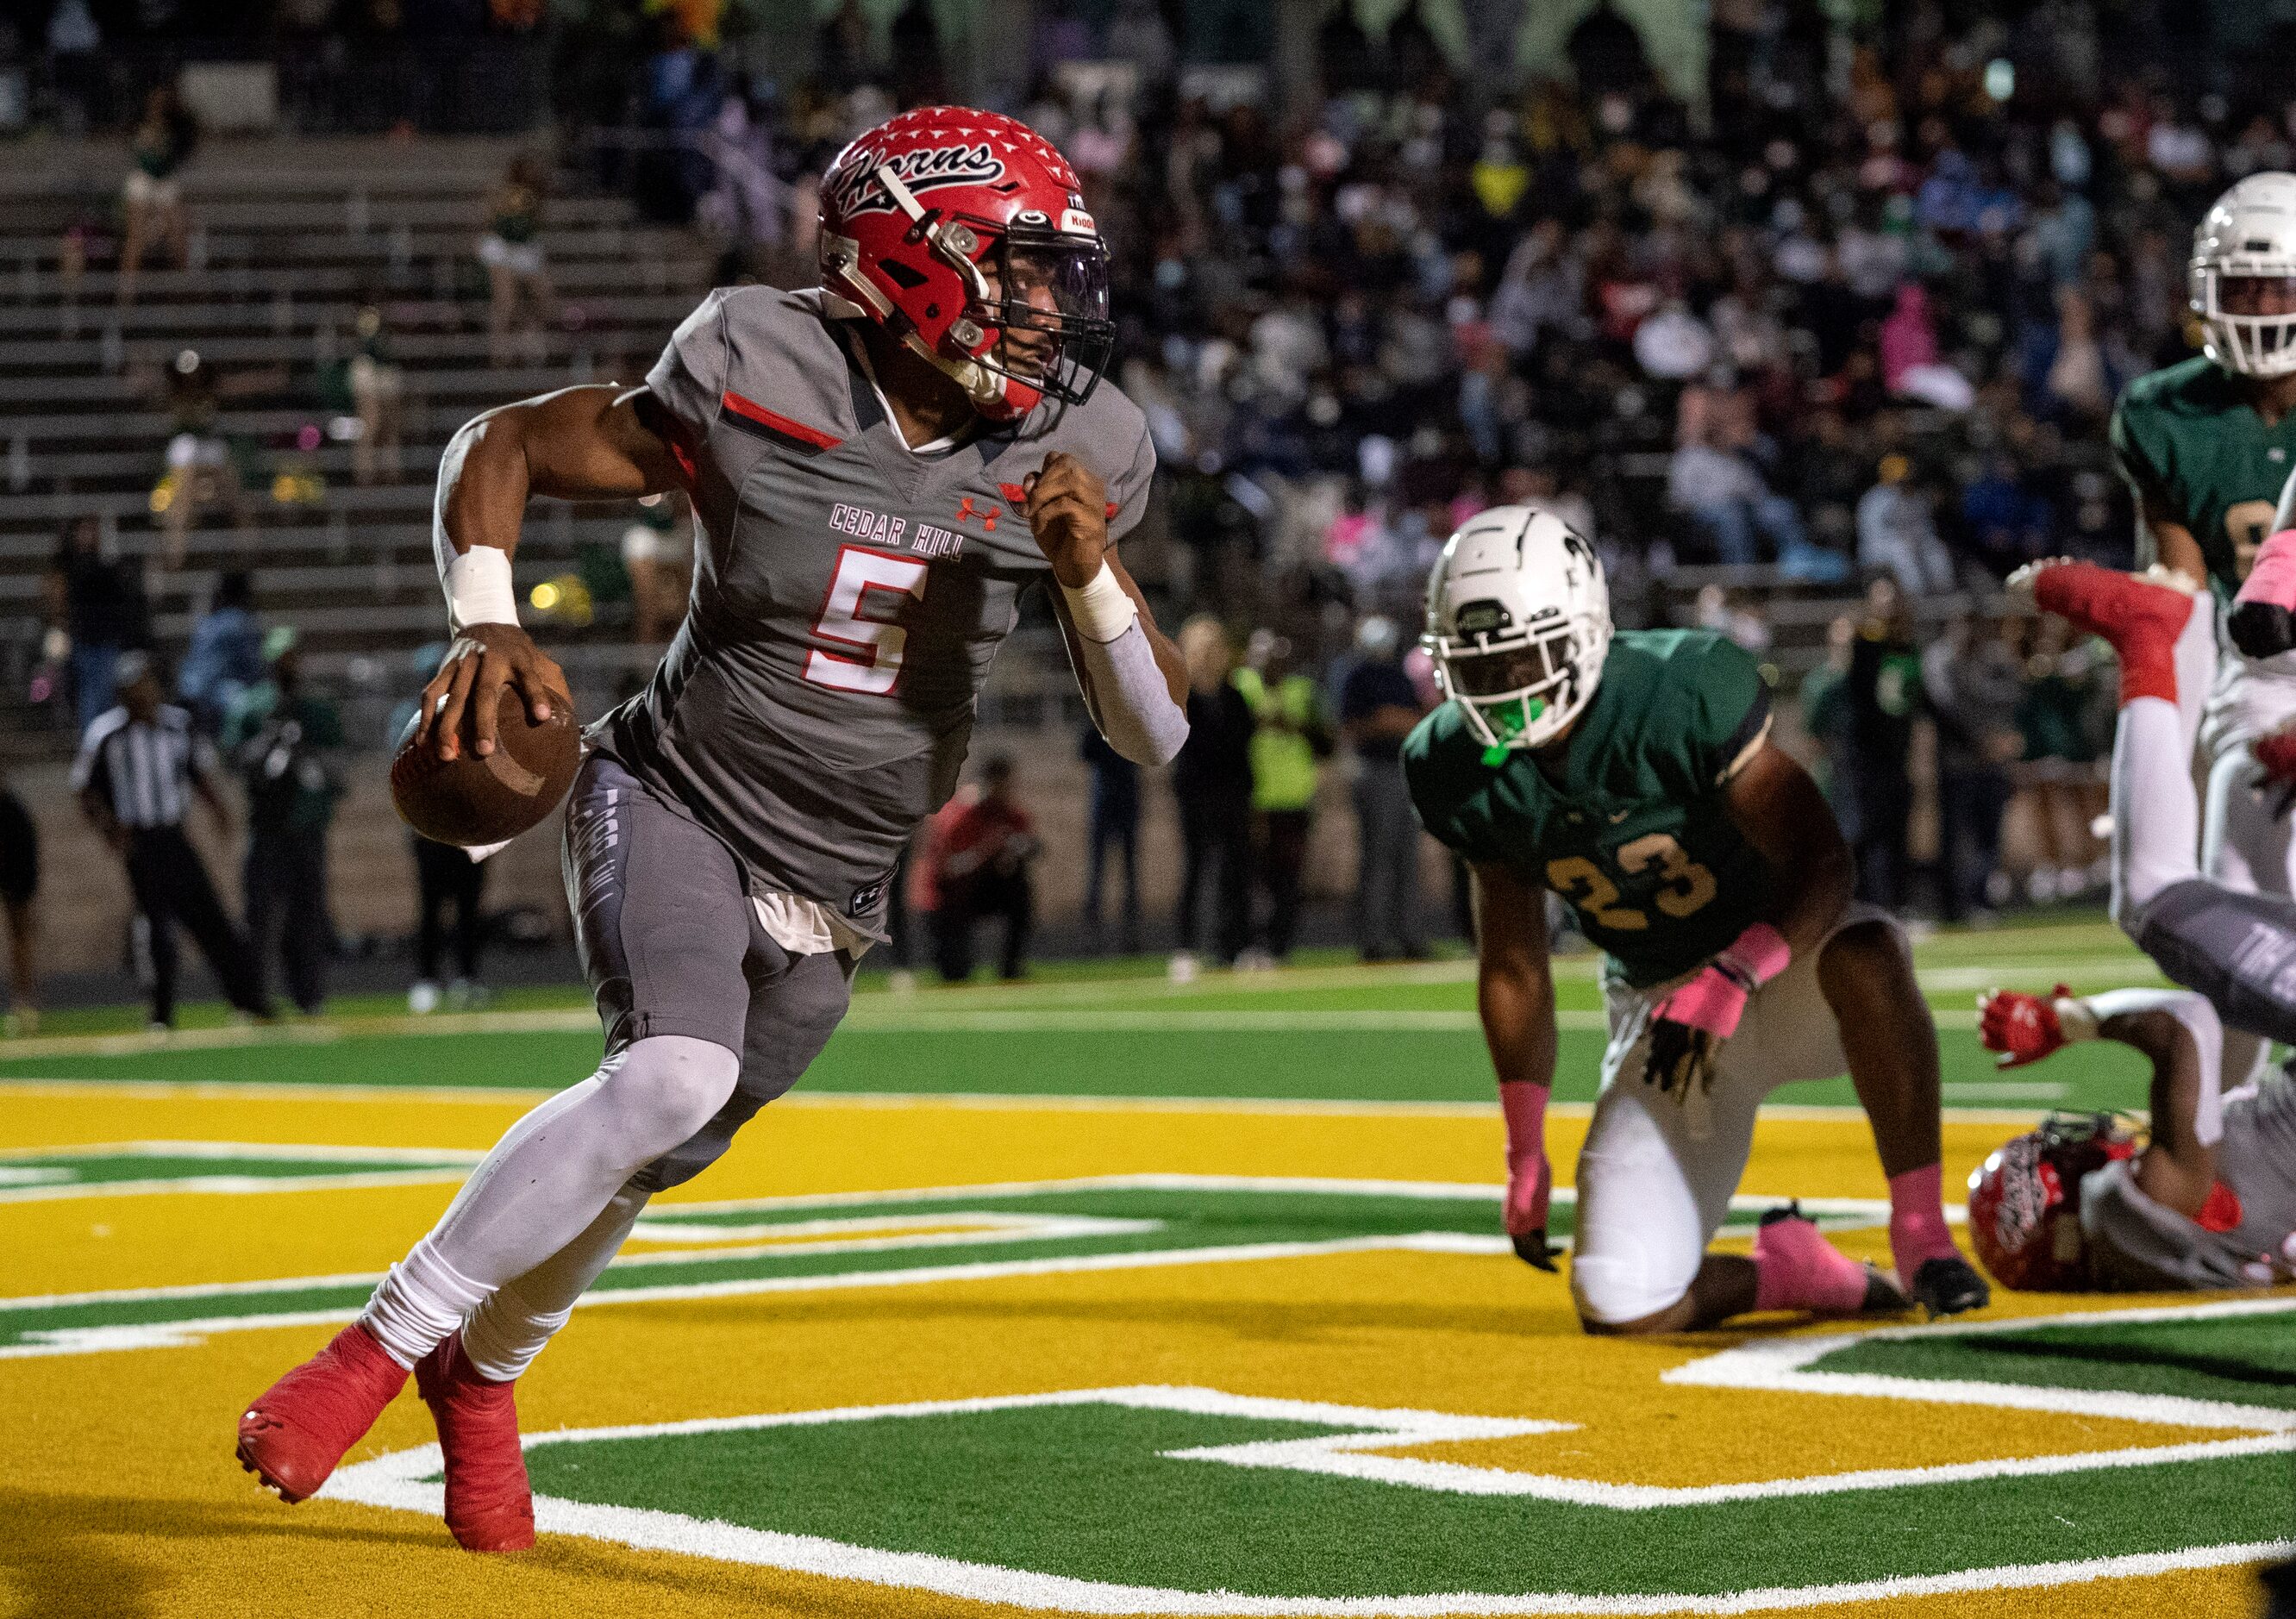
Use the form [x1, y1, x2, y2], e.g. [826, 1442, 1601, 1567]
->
[2191, 173, 2296, 378]
[1423, 507, 1611, 754]
[818, 109, 1115, 420]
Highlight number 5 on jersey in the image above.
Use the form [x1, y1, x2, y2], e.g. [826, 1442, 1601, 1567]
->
[806, 547, 930, 696]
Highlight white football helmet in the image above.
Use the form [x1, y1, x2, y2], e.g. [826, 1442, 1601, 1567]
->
[1423, 504, 1611, 753]
[2192, 172, 2296, 378]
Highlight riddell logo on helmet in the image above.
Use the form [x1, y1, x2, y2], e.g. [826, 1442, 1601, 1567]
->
[832, 143, 1008, 215]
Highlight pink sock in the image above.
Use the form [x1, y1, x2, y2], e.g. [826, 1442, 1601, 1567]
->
[1753, 1215, 1871, 1315]
[1887, 1162, 1958, 1282]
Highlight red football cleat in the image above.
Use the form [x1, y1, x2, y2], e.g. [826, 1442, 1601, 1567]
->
[416, 1332, 535, 1553]
[1978, 985, 2073, 1069]
[2008, 559, 2199, 705]
[236, 1322, 410, 1503]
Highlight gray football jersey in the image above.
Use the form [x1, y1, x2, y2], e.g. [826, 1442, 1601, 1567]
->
[2081, 1072, 2296, 1290]
[597, 286, 1154, 925]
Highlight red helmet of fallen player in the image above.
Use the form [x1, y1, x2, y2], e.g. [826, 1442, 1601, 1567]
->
[1965, 1112, 2138, 1291]
[818, 106, 1114, 421]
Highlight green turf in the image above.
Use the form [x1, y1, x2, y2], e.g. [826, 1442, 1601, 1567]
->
[1819, 1310, 2296, 1410]
[0, 916, 2174, 1110]
[514, 1398, 2294, 1598]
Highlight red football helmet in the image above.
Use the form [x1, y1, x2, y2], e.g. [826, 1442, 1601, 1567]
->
[1966, 1112, 2139, 1291]
[818, 106, 1114, 421]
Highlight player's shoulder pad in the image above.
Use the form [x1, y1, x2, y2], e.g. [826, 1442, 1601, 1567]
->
[1622, 629, 1771, 790]
[1400, 702, 1486, 825]
[1001, 377, 1155, 537]
[2115, 355, 2228, 424]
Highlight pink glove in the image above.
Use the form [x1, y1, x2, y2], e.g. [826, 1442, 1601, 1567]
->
[1498, 1081, 1557, 1271]
[1642, 923, 1792, 1096]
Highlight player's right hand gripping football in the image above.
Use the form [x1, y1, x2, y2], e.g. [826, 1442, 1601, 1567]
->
[1641, 960, 1754, 1098]
[416, 620, 572, 763]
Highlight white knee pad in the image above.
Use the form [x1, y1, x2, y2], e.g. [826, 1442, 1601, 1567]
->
[1568, 1233, 1695, 1326]
[600, 1035, 741, 1160]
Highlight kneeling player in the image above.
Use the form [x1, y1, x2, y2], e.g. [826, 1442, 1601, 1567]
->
[1970, 985, 2296, 1290]
[1403, 507, 1988, 1332]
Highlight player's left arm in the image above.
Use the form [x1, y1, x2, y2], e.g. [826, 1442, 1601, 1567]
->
[2230, 461, 2296, 657]
[1028, 449, 1189, 765]
[1720, 742, 1855, 959]
[1640, 741, 1852, 1097]
[2107, 1003, 2219, 1219]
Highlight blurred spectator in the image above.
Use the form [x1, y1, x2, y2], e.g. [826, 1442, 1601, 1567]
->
[72, 653, 267, 1030]
[1338, 616, 1429, 962]
[621, 494, 693, 644]
[1170, 616, 1254, 980]
[178, 570, 265, 734]
[2014, 616, 2111, 903]
[1800, 614, 1857, 806]
[1668, 387, 1817, 571]
[1856, 453, 1956, 595]
[1845, 579, 1923, 911]
[152, 348, 260, 571]
[410, 838, 490, 1015]
[1923, 615, 2024, 922]
[1079, 723, 1142, 955]
[222, 629, 344, 1016]
[1692, 584, 1773, 656]
[390, 648, 491, 1014]
[118, 84, 197, 305]
[480, 157, 554, 369]
[44, 516, 149, 737]
[1234, 630, 1332, 968]
[0, 772, 37, 1035]
[928, 755, 1039, 984]
[347, 301, 406, 487]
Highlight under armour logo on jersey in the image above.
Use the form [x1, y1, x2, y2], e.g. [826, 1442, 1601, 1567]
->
[954, 497, 1001, 531]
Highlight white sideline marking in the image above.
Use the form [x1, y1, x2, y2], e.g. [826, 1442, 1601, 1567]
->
[322, 1378, 2296, 1613]
[0, 1139, 484, 1202]
[0, 1173, 1914, 1359]
[0, 1076, 2065, 1128]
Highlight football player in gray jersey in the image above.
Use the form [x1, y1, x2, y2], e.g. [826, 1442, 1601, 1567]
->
[236, 108, 1189, 1551]
[1971, 984, 2296, 1292]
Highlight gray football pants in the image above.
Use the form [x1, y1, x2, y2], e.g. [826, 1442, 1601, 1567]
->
[565, 753, 855, 1191]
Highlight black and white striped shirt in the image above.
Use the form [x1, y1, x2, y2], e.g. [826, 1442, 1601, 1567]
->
[72, 704, 214, 830]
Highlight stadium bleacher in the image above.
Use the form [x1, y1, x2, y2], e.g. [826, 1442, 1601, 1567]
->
[0, 135, 716, 757]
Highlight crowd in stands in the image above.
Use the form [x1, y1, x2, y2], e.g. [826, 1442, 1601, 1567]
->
[9, 0, 2287, 1019]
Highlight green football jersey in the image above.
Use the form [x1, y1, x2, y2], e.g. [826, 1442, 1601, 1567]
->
[1404, 629, 1774, 988]
[2110, 356, 2296, 603]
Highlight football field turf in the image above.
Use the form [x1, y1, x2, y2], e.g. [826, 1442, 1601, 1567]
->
[5, 917, 2292, 1616]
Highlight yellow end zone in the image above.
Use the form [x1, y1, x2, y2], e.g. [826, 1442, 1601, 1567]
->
[0, 1085, 2281, 1617]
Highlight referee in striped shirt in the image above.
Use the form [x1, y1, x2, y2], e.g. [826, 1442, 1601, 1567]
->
[73, 653, 269, 1029]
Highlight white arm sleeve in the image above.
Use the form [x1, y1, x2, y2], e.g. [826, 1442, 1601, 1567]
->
[1070, 616, 1189, 767]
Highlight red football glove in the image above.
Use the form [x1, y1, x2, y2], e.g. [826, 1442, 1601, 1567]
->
[1978, 985, 2073, 1069]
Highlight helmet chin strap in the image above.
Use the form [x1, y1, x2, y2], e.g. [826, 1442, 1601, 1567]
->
[867, 161, 1040, 420]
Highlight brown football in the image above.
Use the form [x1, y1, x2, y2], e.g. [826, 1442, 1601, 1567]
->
[390, 685, 579, 847]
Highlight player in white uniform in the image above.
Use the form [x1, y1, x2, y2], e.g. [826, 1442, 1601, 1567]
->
[2109, 173, 2296, 1088]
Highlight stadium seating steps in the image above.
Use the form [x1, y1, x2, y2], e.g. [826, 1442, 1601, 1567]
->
[0, 136, 717, 759]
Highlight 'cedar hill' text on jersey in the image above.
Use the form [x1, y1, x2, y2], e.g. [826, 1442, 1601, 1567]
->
[2110, 355, 2296, 601]
[1403, 630, 1774, 987]
[598, 286, 1154, 927]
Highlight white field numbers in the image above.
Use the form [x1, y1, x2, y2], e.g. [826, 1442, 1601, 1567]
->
[805, 547, 930, 695]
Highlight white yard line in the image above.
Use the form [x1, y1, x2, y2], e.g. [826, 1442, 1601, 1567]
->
[323, 1360, 2296, 1614]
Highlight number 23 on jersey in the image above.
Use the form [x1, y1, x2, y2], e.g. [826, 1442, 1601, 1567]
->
[1546, 834, 1717, 933]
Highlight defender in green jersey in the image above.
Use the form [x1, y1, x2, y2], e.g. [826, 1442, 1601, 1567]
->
[1404, 507, 1986, 1333]
[2107, 172, 2296, 1090]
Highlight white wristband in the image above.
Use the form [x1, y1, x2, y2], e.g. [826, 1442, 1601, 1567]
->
[1060, 560, 1137, 644]
[444, 547, 519, 634]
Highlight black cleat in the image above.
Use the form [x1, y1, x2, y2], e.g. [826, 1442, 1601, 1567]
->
[2231, 600, 2296, 661]
[1511, 1229, 1560, 1272]
[1911, 1254, 1990, 1317]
